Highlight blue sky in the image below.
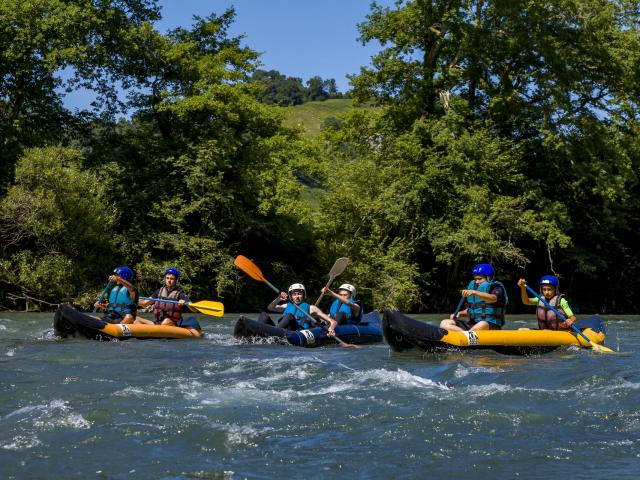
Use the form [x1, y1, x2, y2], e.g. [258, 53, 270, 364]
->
[157, 0, 392, 91]
[62, 0, 394, 110]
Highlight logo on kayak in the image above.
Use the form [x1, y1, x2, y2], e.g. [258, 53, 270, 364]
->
[120, 324, 132, 337]
[300, 329, 315, 344]
[465, 331, 479, 346]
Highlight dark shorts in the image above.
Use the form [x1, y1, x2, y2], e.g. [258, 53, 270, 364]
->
[177, 316, 202, 330]
[454, 318, 501, 331]
[102, 313, 123, 324]
[333, 311, 361, 326]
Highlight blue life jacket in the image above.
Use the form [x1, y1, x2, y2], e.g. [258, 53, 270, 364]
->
[107, 285, 137, 317]
[281, 302, 312, 328]
[466, 279, 508, 327]
[329, 298, 362, 324]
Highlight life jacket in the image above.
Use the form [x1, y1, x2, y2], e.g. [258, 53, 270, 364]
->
[281, 302, 312, 328]
[466, 279, 508, 327]
[536, 294, 570, 330]
[152, 286, 185, 322]
[107, 285, 137, 316]
[329, 298, 362, 324]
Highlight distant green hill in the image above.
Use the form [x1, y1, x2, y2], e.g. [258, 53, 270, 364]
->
[282, 99, 357, 137]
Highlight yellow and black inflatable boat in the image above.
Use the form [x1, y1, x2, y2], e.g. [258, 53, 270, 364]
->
[53, 304, 203, 340]
[382, 309, 607, 355]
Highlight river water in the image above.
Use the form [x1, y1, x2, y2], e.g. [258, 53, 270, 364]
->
[0, 313, 638, 479]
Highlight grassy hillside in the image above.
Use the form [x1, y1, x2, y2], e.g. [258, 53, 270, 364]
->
[282, 98, 355, 137]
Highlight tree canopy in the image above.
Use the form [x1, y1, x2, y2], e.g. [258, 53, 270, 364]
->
[1, 0, 640, 314]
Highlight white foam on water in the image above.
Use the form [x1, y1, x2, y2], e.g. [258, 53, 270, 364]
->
[208, 422, 274, 448]
[5, 347, 16, 357]
[1, 435, 42, 451]
[4, 399, 90, 431]
[0, 324, 8, 331]
[250, 367, 311, 384]
[34, 412, 90, 430]
[355, 368, 451, 391]
[582, 378, 640, 399]
[39, 329, 59, 341]
[113, 386, 159, 398]
[454, 365, 505, 378]
[203, 333, 236, 344]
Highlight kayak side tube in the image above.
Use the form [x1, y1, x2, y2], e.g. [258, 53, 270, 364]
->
[234, 311, 383, 347]
[382, 309, 606, 355]
[53, 304, 202, 340]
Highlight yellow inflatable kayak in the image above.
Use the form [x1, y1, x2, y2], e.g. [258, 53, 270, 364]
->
[382, 309, 606, 355]
[53, 304, 203, 340]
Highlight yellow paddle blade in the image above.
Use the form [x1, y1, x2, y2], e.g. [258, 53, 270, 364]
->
[189, 300, 224, 317]
[589, 341, 616, 354]
[234, 255, 266, 282]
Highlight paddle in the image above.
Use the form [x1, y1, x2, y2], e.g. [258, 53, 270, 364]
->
[525, 284, 614, 353]
[233, 255, 360, 348]
[140, 297, 224, 317]
[314, 257, 349, 306]
[447, 296, 466, 324]
[92, 280, 112, 313]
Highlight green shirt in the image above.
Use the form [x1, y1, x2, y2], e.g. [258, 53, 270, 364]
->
[529, 297, 574, 317]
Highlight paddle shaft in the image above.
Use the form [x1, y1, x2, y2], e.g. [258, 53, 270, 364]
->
[451, 296, 465, 320]
[140, 297, 221, 312]
[315, 276, 335, 307]
[525, 284, 593, 344]
[92, 281, 112, 313]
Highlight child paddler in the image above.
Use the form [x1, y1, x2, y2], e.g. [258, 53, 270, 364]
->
[94, 266, 138, 324]
[321, 283, 362, 325]
[260, 283, 337, 336]
[439, 263, 508, 332]
[136, 267, 203, 336]
[517, 275, 577, 330]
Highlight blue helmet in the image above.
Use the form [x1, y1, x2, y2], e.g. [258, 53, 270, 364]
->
[113, 266, 133, 282]
[165, 267, 180, 278]
[471, 263, 495, 279]
[540, 275, 559, 289]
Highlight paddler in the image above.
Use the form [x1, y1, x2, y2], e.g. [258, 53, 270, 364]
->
[136, 267, 203, 336]
[517, 275, 577, 330]
[259, 283, 338, 336]
[94, 266, 138, 324]
[321, 283, 362, 325]
[439, 263, 508, 332]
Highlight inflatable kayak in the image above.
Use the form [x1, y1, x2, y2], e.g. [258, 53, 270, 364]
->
[53, 304, 203, 340]
[234, 311, 383, 347]
[382, 309, 607, 355]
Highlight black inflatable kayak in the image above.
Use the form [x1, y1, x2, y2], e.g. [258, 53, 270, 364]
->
[234, 311, 383, 347]
[382, 309, 607, 355]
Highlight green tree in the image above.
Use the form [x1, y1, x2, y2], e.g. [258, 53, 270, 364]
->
[339, 0, 640, 311]
[0, 147, 117, 307]
[252, 69, 306, 106]
[0, 0, 160, 193]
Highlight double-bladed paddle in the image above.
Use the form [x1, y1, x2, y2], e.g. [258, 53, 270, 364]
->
[525, 284, 614, 354]
[140, 297, 224, 317]
[314, 257, 349, 306]
[233, 255, 360, 348]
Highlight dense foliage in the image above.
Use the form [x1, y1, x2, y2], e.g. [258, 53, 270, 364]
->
[1, 0, 640, 314]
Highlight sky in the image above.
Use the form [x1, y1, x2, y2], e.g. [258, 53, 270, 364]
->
[62, 0, 394, 110]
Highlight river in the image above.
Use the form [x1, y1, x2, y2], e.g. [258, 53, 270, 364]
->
[1, 313, 638, 479]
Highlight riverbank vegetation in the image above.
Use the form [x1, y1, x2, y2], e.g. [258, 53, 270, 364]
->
[1, 0, 639, 313]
